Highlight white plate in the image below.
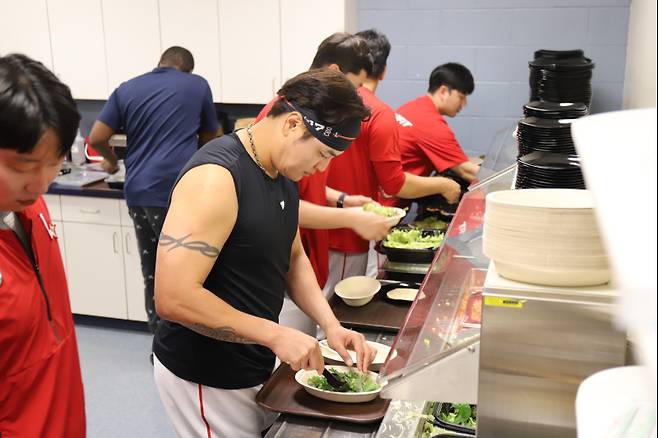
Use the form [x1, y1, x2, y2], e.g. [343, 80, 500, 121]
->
[487, 189, 595, 210]
[295, 365, 381, 403]
[386, 287, 425, 302]
[318, 340, 396, 370]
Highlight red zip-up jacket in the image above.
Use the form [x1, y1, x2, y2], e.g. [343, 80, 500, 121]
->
[0, 197, 85, 438]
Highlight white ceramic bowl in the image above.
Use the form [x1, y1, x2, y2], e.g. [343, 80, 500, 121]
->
[295, 365, 382, 403]
[334, 276, 381, 307]
[318, 339, 396, 371]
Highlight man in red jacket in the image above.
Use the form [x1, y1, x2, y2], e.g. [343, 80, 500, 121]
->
[0, 54, 86, 438]
[396, 63, 480, 183]
[326, 30, 461, 288]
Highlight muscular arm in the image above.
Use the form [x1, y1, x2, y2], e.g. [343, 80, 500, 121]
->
[155, 164, 280, 346]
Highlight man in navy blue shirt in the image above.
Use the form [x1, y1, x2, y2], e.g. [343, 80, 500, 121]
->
[90, 46, 219, 333]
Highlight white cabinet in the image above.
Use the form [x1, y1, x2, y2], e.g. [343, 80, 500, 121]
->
[122, 226, 147, 322]
[64, 221, 127, 319]
[1, 1, 356, 102]
[119, 203, 148, 322]
[280, 0, 356, 83]
[47, 0, 109, 99]
[218, 0, 281, 104]
[57, 195, 148, 321]
[102, 0, 162, 90]
[0, 0, 53, 70]
[159, 0, 222, 101]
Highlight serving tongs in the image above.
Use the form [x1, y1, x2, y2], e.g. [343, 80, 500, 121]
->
[322, 368, 349, 392]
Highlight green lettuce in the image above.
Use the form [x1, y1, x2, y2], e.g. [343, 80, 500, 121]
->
[307, 368, 380, 393]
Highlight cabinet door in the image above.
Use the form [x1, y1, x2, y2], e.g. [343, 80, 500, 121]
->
[159, 0, 222, 101]
[0, 0, 53, 70]
[102, 0, 162, 90]
[64, 222, 128, 319]
[218, 0, 281, 103]
[280, 0, 356, 83]
[47, 0, 109, 99]
[122, 226, 148, 322]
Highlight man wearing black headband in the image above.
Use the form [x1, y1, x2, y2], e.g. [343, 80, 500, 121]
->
[254, 32, 392, 337]
[152, 69, 377, 437]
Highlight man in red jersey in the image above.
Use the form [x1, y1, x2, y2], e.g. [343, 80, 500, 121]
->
[0, 54, 85, 438]
[325, 30, 461, 290]
[396, 62, 480, 183]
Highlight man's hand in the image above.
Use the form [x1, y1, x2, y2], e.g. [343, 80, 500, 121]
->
[347, 208, 392, 241]
[343, 194, 372, 208]
[268, 325, 325, 374]
[101, 159, 119, 174]
[324, 324, 376, 373]
[440, 178, 462, 204]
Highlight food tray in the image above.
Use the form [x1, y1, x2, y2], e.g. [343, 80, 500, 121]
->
[329, 281, 412, 332]
[256, 363, 390, 424]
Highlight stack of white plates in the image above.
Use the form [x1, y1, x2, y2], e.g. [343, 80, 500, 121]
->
[483, 189, 610, 286]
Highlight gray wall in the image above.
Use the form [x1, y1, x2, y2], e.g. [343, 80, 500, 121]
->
[357, 0, 631, 156]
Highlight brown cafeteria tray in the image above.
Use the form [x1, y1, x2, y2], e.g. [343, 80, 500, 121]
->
[328, 287, 410, 333]
[256, 363, 390, 424]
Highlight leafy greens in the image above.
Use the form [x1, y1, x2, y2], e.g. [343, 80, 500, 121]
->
[307, 368, 380, 393]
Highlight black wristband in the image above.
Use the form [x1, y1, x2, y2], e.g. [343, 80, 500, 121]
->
[336, 192, 347, 208]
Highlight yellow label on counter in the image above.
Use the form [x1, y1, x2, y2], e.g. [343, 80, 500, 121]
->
[484, 296, 526, 308]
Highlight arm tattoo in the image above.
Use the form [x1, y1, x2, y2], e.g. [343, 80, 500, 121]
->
[183, 323, 256, 344]
[159, 233, 220, 258]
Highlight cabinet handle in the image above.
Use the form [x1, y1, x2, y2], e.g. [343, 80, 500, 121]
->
[125, 233, 131, 255]
[80, 208, 101, 214]
[112, 232, 119, 254]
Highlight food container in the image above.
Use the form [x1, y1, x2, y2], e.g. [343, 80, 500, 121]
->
[378, 226, 443, 264]
[432, 402, 477, 436]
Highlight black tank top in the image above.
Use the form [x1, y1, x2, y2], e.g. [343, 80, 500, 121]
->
[153, 133, 299, 389]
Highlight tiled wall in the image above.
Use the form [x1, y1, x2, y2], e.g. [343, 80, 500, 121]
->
[357, 0, 631, 155]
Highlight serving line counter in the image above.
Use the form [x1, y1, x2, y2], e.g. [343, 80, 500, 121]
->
[264, 162, 626, 438]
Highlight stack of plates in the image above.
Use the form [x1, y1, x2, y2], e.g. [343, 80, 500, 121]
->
[523, 101, 589, 119]
[529, 49, 595, 106]
[516, 152, 586, 189]
[483, 189, 610, 286]
[517, 117, 577, 156]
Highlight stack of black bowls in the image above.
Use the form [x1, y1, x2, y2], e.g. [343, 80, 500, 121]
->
[529, 49, 595, 106]
[515, 49, 594, 190]
[517, 116, 577, 156]
[516, 151, 586, 190]
[523, 100, 589, 119]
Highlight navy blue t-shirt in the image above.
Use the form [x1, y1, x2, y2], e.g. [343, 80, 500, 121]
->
[97, 67, 219, 207]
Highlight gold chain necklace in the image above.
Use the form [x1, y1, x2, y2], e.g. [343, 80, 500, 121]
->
[246, 123, 276, 177]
